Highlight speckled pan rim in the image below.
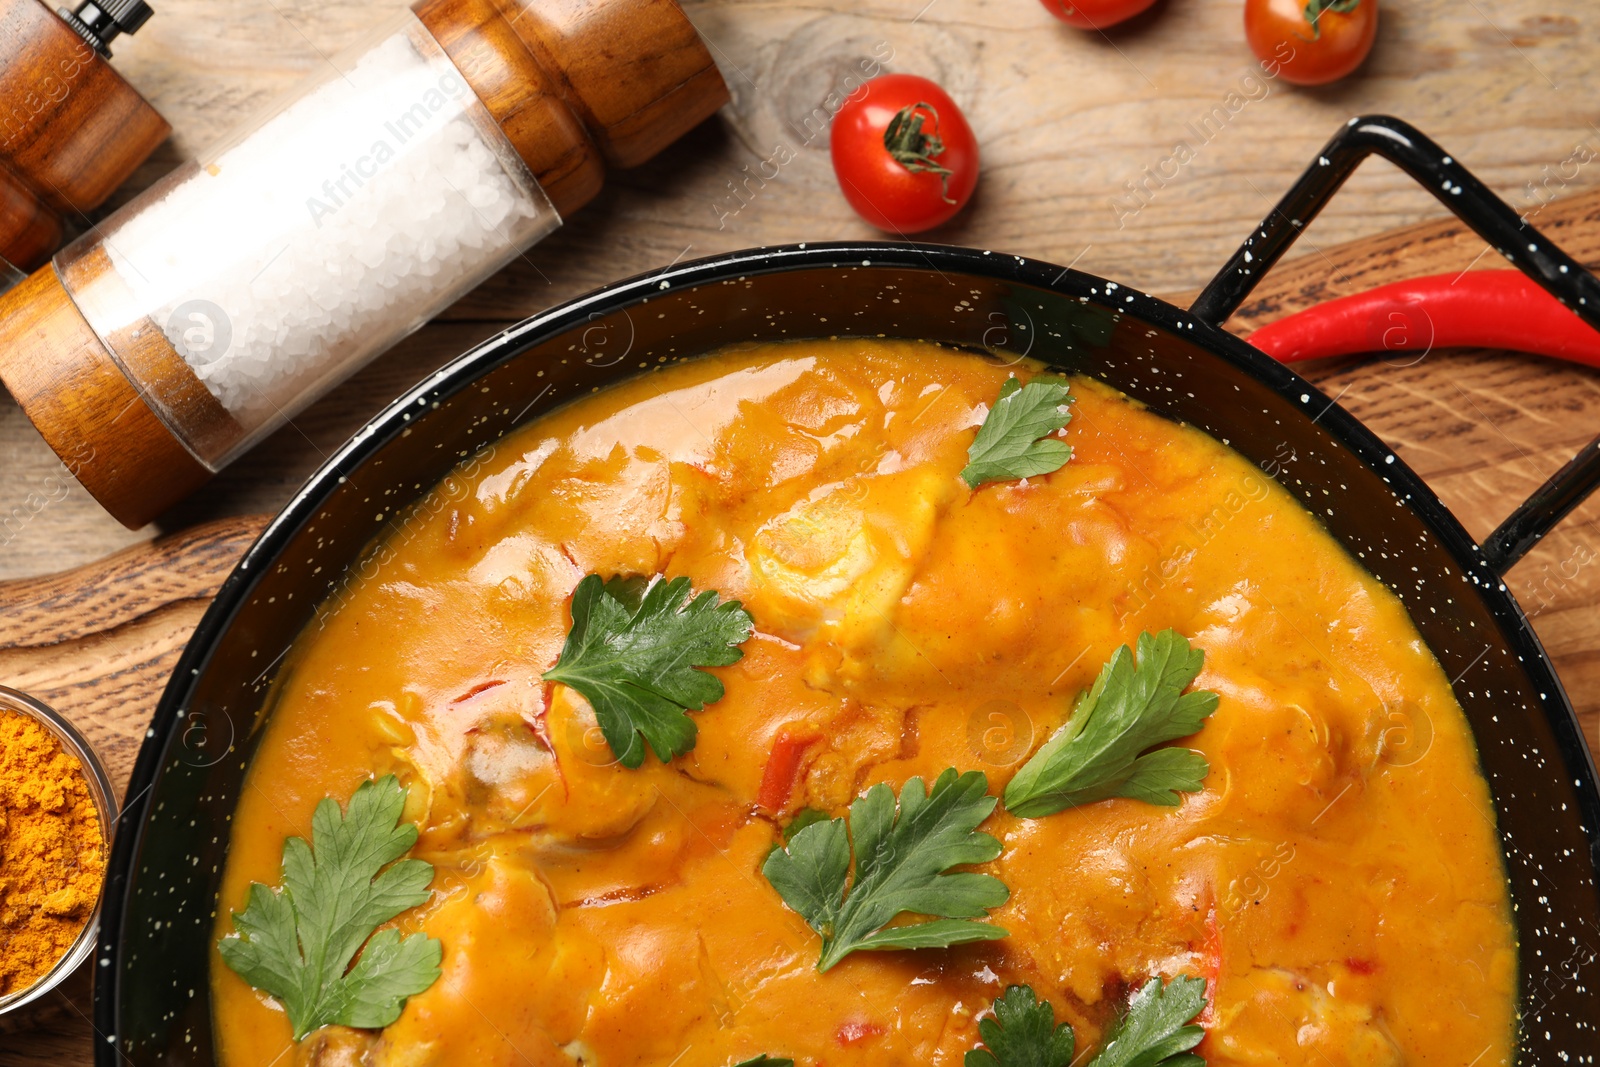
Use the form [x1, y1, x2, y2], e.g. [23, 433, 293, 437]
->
[94, 240, 1600, 1062]
[0, 684, 116, 1017]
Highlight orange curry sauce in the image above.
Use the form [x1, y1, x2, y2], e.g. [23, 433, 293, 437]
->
[213, 340, 1516, 1067]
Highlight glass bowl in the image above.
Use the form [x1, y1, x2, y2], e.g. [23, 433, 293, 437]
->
[0, 685, 117, 1017]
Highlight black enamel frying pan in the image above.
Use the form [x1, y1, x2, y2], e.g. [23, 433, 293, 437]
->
[96, 116, 1600, 1064]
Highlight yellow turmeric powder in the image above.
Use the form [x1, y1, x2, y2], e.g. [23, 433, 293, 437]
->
[0, 706, 105, 995]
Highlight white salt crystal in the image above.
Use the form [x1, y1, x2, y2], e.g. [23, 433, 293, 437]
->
[92, 15, 558, 458]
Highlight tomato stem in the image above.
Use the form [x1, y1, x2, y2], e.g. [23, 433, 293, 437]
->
[884, 102, 956, 204]
[1298, 0, 1360, 40]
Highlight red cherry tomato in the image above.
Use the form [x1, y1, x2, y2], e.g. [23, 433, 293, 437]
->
[830, 74, 979, 234]
[1037, 0, 1158, 30]
[1244, 0, 1377, 86]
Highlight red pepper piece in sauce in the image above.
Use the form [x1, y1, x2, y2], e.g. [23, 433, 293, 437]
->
[835, 1020, 887, 1047]
[1198, 896, 1222, 1030]
[757, 726, 822, 812]
[450, 679, 507, 704]
[1246, 270, 1600, 368]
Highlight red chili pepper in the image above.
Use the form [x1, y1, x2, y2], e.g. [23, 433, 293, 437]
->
[757, 725, 821, 812]
[1246, 270, 1600, 367]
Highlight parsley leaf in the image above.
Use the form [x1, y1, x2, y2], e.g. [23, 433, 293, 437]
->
[216, 775, 441, 1041]
[1090, 976, 1208, 1067]
[731, 1058, 794, 1067]
[1004, 630, 1218, 818]
[965, 985, 1076, 1067]
[966, 979, 1207, 1067]
[543, 573, 755, 768]
[960, 377, 1075, 489]
[761, 767, 1010, 972]
[782, 807, 830, 843]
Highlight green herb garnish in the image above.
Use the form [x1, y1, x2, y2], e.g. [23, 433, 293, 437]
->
[731, 1058, 794, 1067]
[1089, 976, 1209, 1067]
[542, 573, 754, 768]
[965, 985, 1076, 1067]
[782, 807, 830, 843]
[1004, 630, 1218, 818]
[761, 768, 1009, 972]
[216, 775, 441, 1041]
[968, 979, 1207, 1067]
[960, 377, 1075, 489]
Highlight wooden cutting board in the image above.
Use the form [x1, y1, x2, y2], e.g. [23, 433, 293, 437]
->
[8, 190, 1600, 1054]
[0, 514, 268, 806]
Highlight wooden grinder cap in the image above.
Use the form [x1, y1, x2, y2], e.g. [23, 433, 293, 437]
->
[415, 0, 728, 217]
[0, 0, 170, 270]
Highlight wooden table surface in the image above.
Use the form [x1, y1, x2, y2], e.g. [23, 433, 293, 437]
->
[6, 0, 1600, 1062]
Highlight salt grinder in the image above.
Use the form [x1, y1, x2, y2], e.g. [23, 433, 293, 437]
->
[0, 0, 728, 528]
[0, 0, 167, 286]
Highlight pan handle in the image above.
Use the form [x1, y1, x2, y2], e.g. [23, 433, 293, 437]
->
[1191, 115, 1600, 577]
